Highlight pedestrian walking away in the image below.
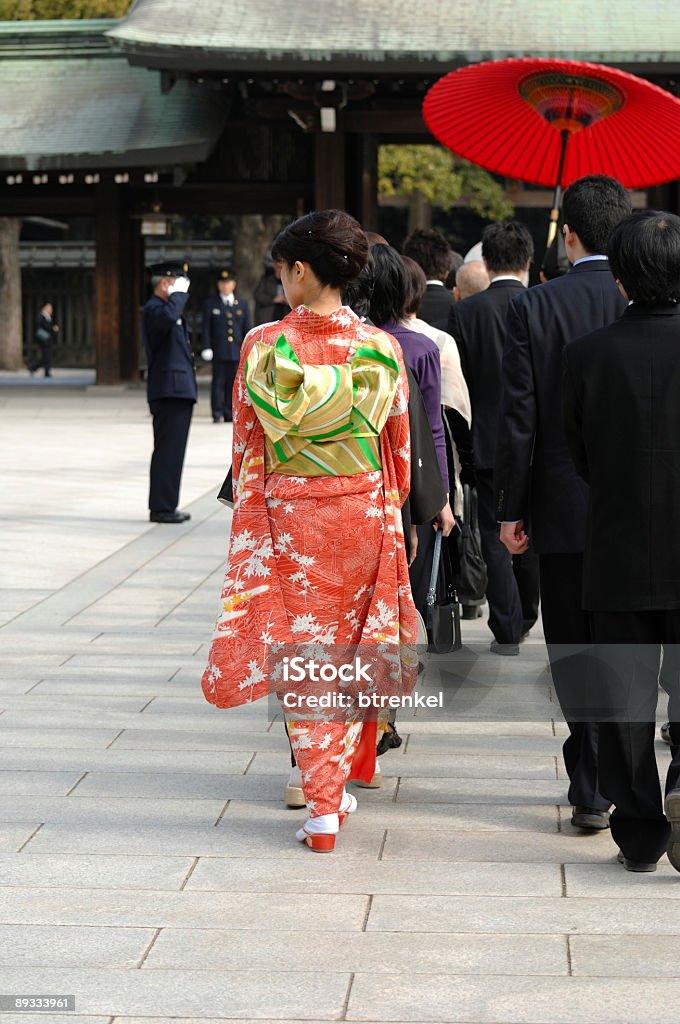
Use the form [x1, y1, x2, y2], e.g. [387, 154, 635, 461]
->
[562, 209, 680, 873]
[142, 261, 196, 525]
[495, 175, 632, 830]
[202, 210, 418, 853]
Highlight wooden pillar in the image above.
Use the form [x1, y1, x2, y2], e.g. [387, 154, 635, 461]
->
[314, 123, 346, 210]
[94, 180, 121, 385]
[359, 133, 378, 231]
[118, 202, 142, 383]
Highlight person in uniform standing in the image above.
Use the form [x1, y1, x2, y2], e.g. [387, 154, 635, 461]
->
[142, 261, 197, 524]
[201, 267, 252, 422]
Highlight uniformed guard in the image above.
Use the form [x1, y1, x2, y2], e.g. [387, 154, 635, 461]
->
[201, 267, 252, 422]
[142, 261, 197, 524]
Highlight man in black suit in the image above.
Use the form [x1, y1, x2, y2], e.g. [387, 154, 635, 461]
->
[448, 221, 539, 654]
[201, 267, 252, 423]
[563, 210, 680, 872]
[403, 228, 461, 326]
[142, 261, 197, 524]
[495, 175, 631, 831]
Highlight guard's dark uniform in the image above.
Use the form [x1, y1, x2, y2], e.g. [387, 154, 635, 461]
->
[201, 287, 252, 421]
[142, 280, 197, 517]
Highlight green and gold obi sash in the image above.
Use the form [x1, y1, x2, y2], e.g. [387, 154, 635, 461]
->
[244, 332, 400, 476]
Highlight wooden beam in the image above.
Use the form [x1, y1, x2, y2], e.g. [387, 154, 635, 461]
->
[314, 129, 346, 211]
[94, 181, 121, 385]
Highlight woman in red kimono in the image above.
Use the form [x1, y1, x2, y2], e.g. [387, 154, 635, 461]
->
[202, 210, 417, 851]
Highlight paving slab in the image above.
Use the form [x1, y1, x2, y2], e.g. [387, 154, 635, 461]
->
[395, 777, 568, 804]
[571, 934, 680, 976]
[366, 892, 680, 935]
[0, 822, 44, 853]
[0, 749, 252, 776]
[0, 854, 195, 890]
[0, 796, 226, 827]
[346, 974, 680, 1023]
[0, 924, 156, 967]
[382, 828, 611, 863]
[22, 822, 384, 859]
[0, 772, 85, 796]
[0, 887, 368, 931]
[145, 927, 568, 975]
[223, 799, 559, 833]
[251, 750, 559, 780]
[184, 857, 561, 897]
[564, 861, 680, 896]
[0, 968, 350, 1019]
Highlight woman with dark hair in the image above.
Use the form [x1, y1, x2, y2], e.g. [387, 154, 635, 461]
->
[368, 244, 455, 622]
[201, 210, 417, 852]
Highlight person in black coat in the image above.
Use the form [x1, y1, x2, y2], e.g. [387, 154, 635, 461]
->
[402, 228, 461, 326]
[29, 302, 59, 377]
[142, 261, 197, 524]
[495, 175, 632, 831]
[201, 267, 252, 423]
[562, 210, 680, 872]
[448, 221, 539, 653]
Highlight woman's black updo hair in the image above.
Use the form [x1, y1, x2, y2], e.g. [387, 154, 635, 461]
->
[270, 209, 368, 288]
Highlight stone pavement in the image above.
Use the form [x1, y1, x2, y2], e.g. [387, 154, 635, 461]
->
[0, 376, 679, 1024]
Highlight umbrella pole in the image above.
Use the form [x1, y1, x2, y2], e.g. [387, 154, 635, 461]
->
[547, 129, 569, 248]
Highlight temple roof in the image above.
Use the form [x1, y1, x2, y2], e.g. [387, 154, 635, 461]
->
[0, 20, 227, 171]
[109, 0, 680, 73]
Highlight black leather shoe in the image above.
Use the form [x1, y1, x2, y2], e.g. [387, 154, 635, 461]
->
[149, 511, 191, 524]
[617, 850, 657, 872]
[490, 641, 519, 656]
[212, 416, 222, 423]
[571, 806, 610, 830]
[665, 789, 680, 872]
[661, 721, 672, 745]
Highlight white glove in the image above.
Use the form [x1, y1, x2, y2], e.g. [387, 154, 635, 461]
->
[201, 348, 214, 362]
[168, 276, 190, 295]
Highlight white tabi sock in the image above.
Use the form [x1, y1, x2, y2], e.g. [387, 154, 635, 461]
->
[295, 812, 339, 840]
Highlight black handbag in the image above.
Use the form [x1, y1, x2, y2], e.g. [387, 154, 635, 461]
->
[454, 483, 488, 605]
[217, 466, 234, 507]
[426, 528, 462, 654]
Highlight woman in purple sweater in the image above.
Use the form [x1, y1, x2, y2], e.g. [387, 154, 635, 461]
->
[368, 244, 454, 621]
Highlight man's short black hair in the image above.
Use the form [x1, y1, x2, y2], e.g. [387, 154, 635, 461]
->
[607, 210, 680, 304]
[482, 221, 534, 273]
[402, 228, 454, 281]
[562, 175, 632, 254]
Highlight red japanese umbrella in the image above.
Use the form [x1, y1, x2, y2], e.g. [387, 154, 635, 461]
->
[423, 58, 680, 244]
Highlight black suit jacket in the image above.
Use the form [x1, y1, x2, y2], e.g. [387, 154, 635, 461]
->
[563, 303, 680, 610]
[418, 283, 454, 326]
[447, 278, 525, 471]
[142, 292, 197, 403]
[494, 259, 626, 554]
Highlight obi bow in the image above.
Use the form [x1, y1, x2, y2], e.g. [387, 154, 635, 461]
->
[245, 332, 400, 476]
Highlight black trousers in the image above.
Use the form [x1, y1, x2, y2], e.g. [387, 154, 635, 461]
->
[513, 547, 540, 635]
[589, 610, 680, 862]
[409, 521, 436, 624]
[148, 398, 194, 514]
[211, 360, 238, 421]
[30, 340, 52, 375]
[539, 553, 609, 811]
[476, 470, 523, 644]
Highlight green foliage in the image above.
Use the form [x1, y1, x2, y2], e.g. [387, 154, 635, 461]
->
[0, 0, 131, 18]
[379, 144, 514, 222]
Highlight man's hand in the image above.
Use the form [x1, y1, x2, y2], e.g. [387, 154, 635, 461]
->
[200, 348, 214, 362]
[408, 524, 418, 566]
[168, 277, 190, 295]
[434, 501, 455, 537]
[500, 520, 530, 555]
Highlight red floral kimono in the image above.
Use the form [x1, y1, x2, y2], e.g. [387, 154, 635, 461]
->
[202, 305, 417, 816]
